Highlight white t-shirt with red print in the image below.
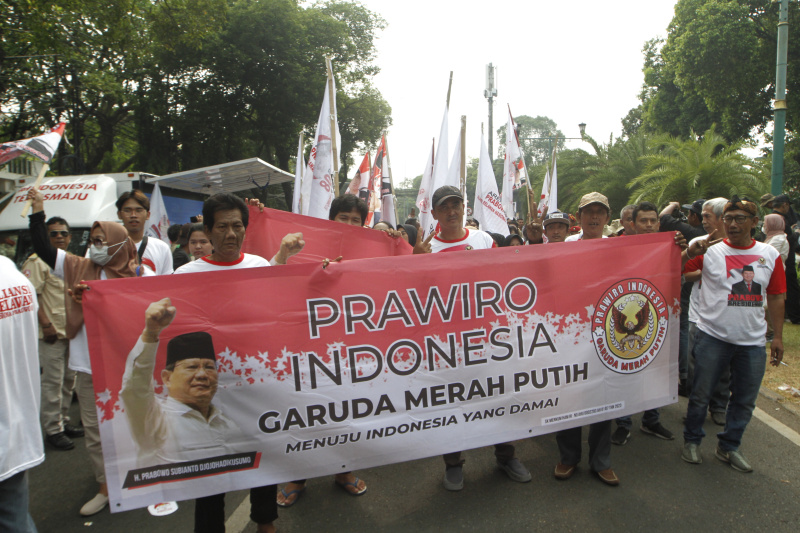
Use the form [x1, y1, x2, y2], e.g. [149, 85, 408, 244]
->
[683, 239, 786, 345]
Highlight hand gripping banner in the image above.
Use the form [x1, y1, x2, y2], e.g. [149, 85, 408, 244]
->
[83, 232, 680, 512]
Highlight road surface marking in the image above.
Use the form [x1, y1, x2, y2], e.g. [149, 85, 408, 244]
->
[753, 406, 800, 447]
[226, 496, 253, 533]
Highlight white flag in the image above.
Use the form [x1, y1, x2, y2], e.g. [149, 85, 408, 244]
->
[416, 141, 435, 238]
[301, 64, 341, 219]
[473, 132, 510, 236]
[501, 116, 520, 219]
[539, 149, 558, 216]
[145, 183, 171, 245]
[431, 105, 450, 195]
[292, 134, 304, 214]
[446, 132, 461, 189]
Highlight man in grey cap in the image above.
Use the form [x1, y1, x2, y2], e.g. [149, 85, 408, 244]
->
[524, 209, 571, 244]
[419, 185, 532, 491]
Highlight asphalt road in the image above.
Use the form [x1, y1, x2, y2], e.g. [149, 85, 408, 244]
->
[29, 392, 800, 532]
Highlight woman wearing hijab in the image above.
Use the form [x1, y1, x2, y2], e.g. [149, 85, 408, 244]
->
[763, 213, 789, 343]
[764, 213, 790, 266]
[401, 223, 418, 247]
[27, 187, 147, 516]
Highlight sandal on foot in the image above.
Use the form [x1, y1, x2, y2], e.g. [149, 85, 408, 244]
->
[276, 486, 305, 508]
[335, 477, 367, 496]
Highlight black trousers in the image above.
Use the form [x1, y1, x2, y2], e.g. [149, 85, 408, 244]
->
[194, 484, 277, 533]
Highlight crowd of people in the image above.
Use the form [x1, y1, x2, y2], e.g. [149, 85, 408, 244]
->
[0, 182, 795, 532]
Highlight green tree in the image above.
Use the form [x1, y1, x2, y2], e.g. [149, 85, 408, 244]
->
[634, 1, 800, 145]
[628, 126, 766, 205]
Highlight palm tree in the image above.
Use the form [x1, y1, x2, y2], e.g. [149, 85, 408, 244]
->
[628, 126, 766, 205]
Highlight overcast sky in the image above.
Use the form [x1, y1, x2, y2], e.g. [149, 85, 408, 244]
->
[351, 0, 679, 183]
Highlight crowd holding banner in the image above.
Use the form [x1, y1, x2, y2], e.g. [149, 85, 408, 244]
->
[83, 228, 679, 512]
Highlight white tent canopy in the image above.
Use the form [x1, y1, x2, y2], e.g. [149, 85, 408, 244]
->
[149, 158, 293, 195]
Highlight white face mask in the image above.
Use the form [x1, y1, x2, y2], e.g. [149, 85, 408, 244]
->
[90, 238, 128, 266]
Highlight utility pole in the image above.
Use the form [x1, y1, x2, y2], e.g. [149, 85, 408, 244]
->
[771, 0, 789, 195]
[484, 63, 497, 159]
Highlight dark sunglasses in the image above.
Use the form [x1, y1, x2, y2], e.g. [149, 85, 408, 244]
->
[49, 230, 70, 238]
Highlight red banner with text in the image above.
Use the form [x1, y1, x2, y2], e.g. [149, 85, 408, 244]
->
[84, 232, 680, 512]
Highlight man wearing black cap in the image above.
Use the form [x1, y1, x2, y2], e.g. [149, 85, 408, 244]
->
[428, 185, 497, 252]
[420, 185, 531, 491]
[771, 194, 800, 323]
[659, 200, 707, 241]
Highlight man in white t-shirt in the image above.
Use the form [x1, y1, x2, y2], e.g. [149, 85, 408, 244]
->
[170, 192, 302, 533]
[681, 196, 786, 473]
[685, 198, 729, 425]
[417, 185, 530, 492]
[0, 256, 44, 533]
[116, 190, 173, 275]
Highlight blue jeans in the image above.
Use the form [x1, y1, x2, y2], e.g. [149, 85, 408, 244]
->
[0, 471, 37, 533]
[684, 330, 766, 451]
[616, 409, 660, 430]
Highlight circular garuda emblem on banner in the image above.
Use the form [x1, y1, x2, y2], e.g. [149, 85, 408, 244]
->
[591, 278, 669, 374]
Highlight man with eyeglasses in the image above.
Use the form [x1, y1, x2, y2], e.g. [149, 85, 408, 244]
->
[116, 190, 173, 275]
[21, 216, 84, 451]
[680, 196, 786, 473]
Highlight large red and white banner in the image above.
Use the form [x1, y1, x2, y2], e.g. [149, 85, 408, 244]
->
[84, 233, 679, 512]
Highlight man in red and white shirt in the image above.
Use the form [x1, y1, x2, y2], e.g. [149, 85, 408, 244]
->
[680, 196, 786, 473]
[428, 185, 497, 253]
[419, 185, 530, 492]
[171, 192, 303, 533]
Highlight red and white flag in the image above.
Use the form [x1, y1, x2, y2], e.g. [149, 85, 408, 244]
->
[501, 115, 520, 219]
[300, 62, 341, 219]
[473, 131, 509, 236]
[378, 136, 396, 229]
[0, 122, 66, 166]
[347, 152, 370, 198]
[367, 140, 384, 227]
[416, 140, 435, 238]
[145, 183, 171, 245]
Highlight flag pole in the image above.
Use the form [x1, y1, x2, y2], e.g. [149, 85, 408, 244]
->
[295, 132, 305, 213]
[383, 133, 400, 225]
[326, 56, 340, 197]
[459, 116, 467, 192]
[446, 71, 453, 109]
[508, 104, 531, 215]
[20, 162, 50, 217]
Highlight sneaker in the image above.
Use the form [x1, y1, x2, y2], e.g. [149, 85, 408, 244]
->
[80, 493, 109, 516]
[611, 426, 631, 445]
[681, 442, 702, 464]
[710, 412, 726, 426]
[715, 447, 753, 473]
[641, 422, 675, 440]
[498, 458, 531, 483]
[443, 465, 463, 491]
[64, 423, 85, 438]
[46, 432, 75, 451]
